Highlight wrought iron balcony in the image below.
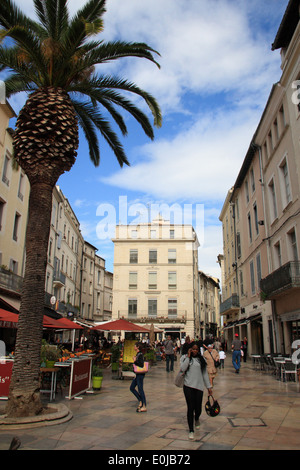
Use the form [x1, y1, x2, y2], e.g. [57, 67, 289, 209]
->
[220, 294, 240, 315]
[260, 261, 300, 300]
[53, 270, 66, 287]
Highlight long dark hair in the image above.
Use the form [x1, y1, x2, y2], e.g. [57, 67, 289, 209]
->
[189, 341, 206, 370]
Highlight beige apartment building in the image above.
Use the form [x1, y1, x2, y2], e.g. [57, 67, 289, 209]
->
[112, 216, 200, 339]
[220, 0, 300, 355]
[0, 102, 29, 309]
[260, 0, 300, 355]
[197, 271, 220, 340]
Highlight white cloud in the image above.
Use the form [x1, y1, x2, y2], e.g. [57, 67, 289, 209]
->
[102, 105, 260, 202]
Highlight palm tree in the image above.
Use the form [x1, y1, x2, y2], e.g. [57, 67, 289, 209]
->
[0, 0, 161, 417]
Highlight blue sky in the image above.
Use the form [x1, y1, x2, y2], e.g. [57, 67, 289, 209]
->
[6, 0, 288, 279]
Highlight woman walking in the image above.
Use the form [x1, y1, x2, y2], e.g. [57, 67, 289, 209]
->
[204, 344, 220, 386]
[130, 342, 147, 412]
[180, 343, 212, 440]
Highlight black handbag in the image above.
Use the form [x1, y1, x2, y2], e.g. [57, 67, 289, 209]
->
[205, 395, 220, 417]
[209, 351, 220, 368]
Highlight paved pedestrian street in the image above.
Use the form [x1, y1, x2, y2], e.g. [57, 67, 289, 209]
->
[1, 356, 300, 452]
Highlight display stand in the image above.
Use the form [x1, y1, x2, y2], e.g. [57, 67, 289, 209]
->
[56, 356, 93, 400]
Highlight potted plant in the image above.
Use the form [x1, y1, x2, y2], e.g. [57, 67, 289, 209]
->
[111, 344, 121, 372]
[145, 348, 156, 366]
[92, 365, 103, 390]
[41, 341, 61, 368]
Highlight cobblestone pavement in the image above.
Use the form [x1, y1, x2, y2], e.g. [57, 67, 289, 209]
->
[0, 355, 299, 452]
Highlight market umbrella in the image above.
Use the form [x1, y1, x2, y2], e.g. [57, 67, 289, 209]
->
[56, 317, 83, 329]
[92, 319, 149, 333]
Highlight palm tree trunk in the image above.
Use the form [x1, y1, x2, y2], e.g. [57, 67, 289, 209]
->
[6, 181, 54, 417]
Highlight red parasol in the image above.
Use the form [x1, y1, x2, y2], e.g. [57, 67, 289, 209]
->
[92, 318, 149, 333]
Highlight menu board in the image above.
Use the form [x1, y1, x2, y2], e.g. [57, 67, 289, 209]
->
[122, 340, 136, 363]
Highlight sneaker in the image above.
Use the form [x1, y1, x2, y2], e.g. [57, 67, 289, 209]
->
[188, 432, 194, 440]
[195, 420, 200, 429]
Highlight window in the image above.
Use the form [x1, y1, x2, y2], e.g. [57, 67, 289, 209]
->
[250, 168, 255, 193]
[168, 272, 177, 289]
[250, 260, 255, 295]
[274, 242, 282, 268]
[150, 229, 157, 239]
[170, 229, 175, 239]
[245, 180, 249, 204]
[129, 272, 137, 289]
[148, 272, 157, 289]
[2, 153, 10, 186]
[239, 270, 244, 296]
[279, 105, 286, 131]
[256, 253, 262, 286]
[0, 199, 5, 231]
[253, 203, 259, 236]
[9, 259, 18, 274]
[287, 229, 298, 261]
[168, 299, 177, 317]
[268, 178, 278, 221]
[12, 212, 21, 241]
[148, 299, 157, 317]
[279, 157, 291, 207]
[131, 229, 138, 239]
[18, 173, 25, 201]
[247, 212, 252, 243]
[130, 249, 138, 264]
[168, 249, 176, 264]
[128, 299, 137, 317]
[149, 249, 157, 264]
[236, 232, 241, 258]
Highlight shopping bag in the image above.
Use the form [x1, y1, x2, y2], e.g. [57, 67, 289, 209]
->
[174, 370, 185, 388]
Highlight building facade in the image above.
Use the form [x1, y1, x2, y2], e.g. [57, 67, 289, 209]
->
[196, 271, 220, 340]
[112, 216, 200, 339]
[219, 0, 300, 355]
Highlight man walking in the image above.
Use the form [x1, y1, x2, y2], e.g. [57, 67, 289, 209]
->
[164, 335, 176, 372]
[231, 333, 242, 373]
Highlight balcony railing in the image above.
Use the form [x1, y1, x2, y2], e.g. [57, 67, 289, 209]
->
[260, 261, 300, 300]
[118, 310, 187, 323]
[0, 267, 23, 293]
[53, 270, 66, 287]
[220, 294, 240, 315]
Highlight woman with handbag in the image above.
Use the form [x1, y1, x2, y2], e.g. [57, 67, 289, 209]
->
[180, 342, 213, 440]
[130, 342, 147, 413]
[203, 344, 220, 386]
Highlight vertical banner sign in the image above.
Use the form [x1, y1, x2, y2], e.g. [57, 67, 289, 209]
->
[69, 358, 92, 399]
[0, 361, 13, 399]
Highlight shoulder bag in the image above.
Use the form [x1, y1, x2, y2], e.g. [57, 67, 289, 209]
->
[133, 362, 149, 374]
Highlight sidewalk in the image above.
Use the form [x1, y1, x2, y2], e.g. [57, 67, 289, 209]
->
[0, 356, 300, 451]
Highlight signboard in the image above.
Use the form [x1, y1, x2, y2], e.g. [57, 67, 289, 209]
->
[123, 340, 136, 363]
[68, 358, 92, 399]
[0, 360, 13, 399]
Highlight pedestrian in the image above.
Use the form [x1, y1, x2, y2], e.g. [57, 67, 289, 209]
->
[214, 337, 221, 351]
[241, 337, 248, 362]
[180, 342, 213, 440]
[130, 342, 147, 412]
[203, 344, 220, 386]
[181, 336, 191, 355]
[163, 335, 176, 372]
[219, 348, 226, 369]
[232, 333, 242, 373]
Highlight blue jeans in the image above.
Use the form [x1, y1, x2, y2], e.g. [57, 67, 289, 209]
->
[232, 350, 241, 370]
[130, 374, 146, 406]
[166, 354, 174, 372]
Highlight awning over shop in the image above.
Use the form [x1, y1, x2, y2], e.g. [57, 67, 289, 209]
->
[0, 309, 83, 330]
